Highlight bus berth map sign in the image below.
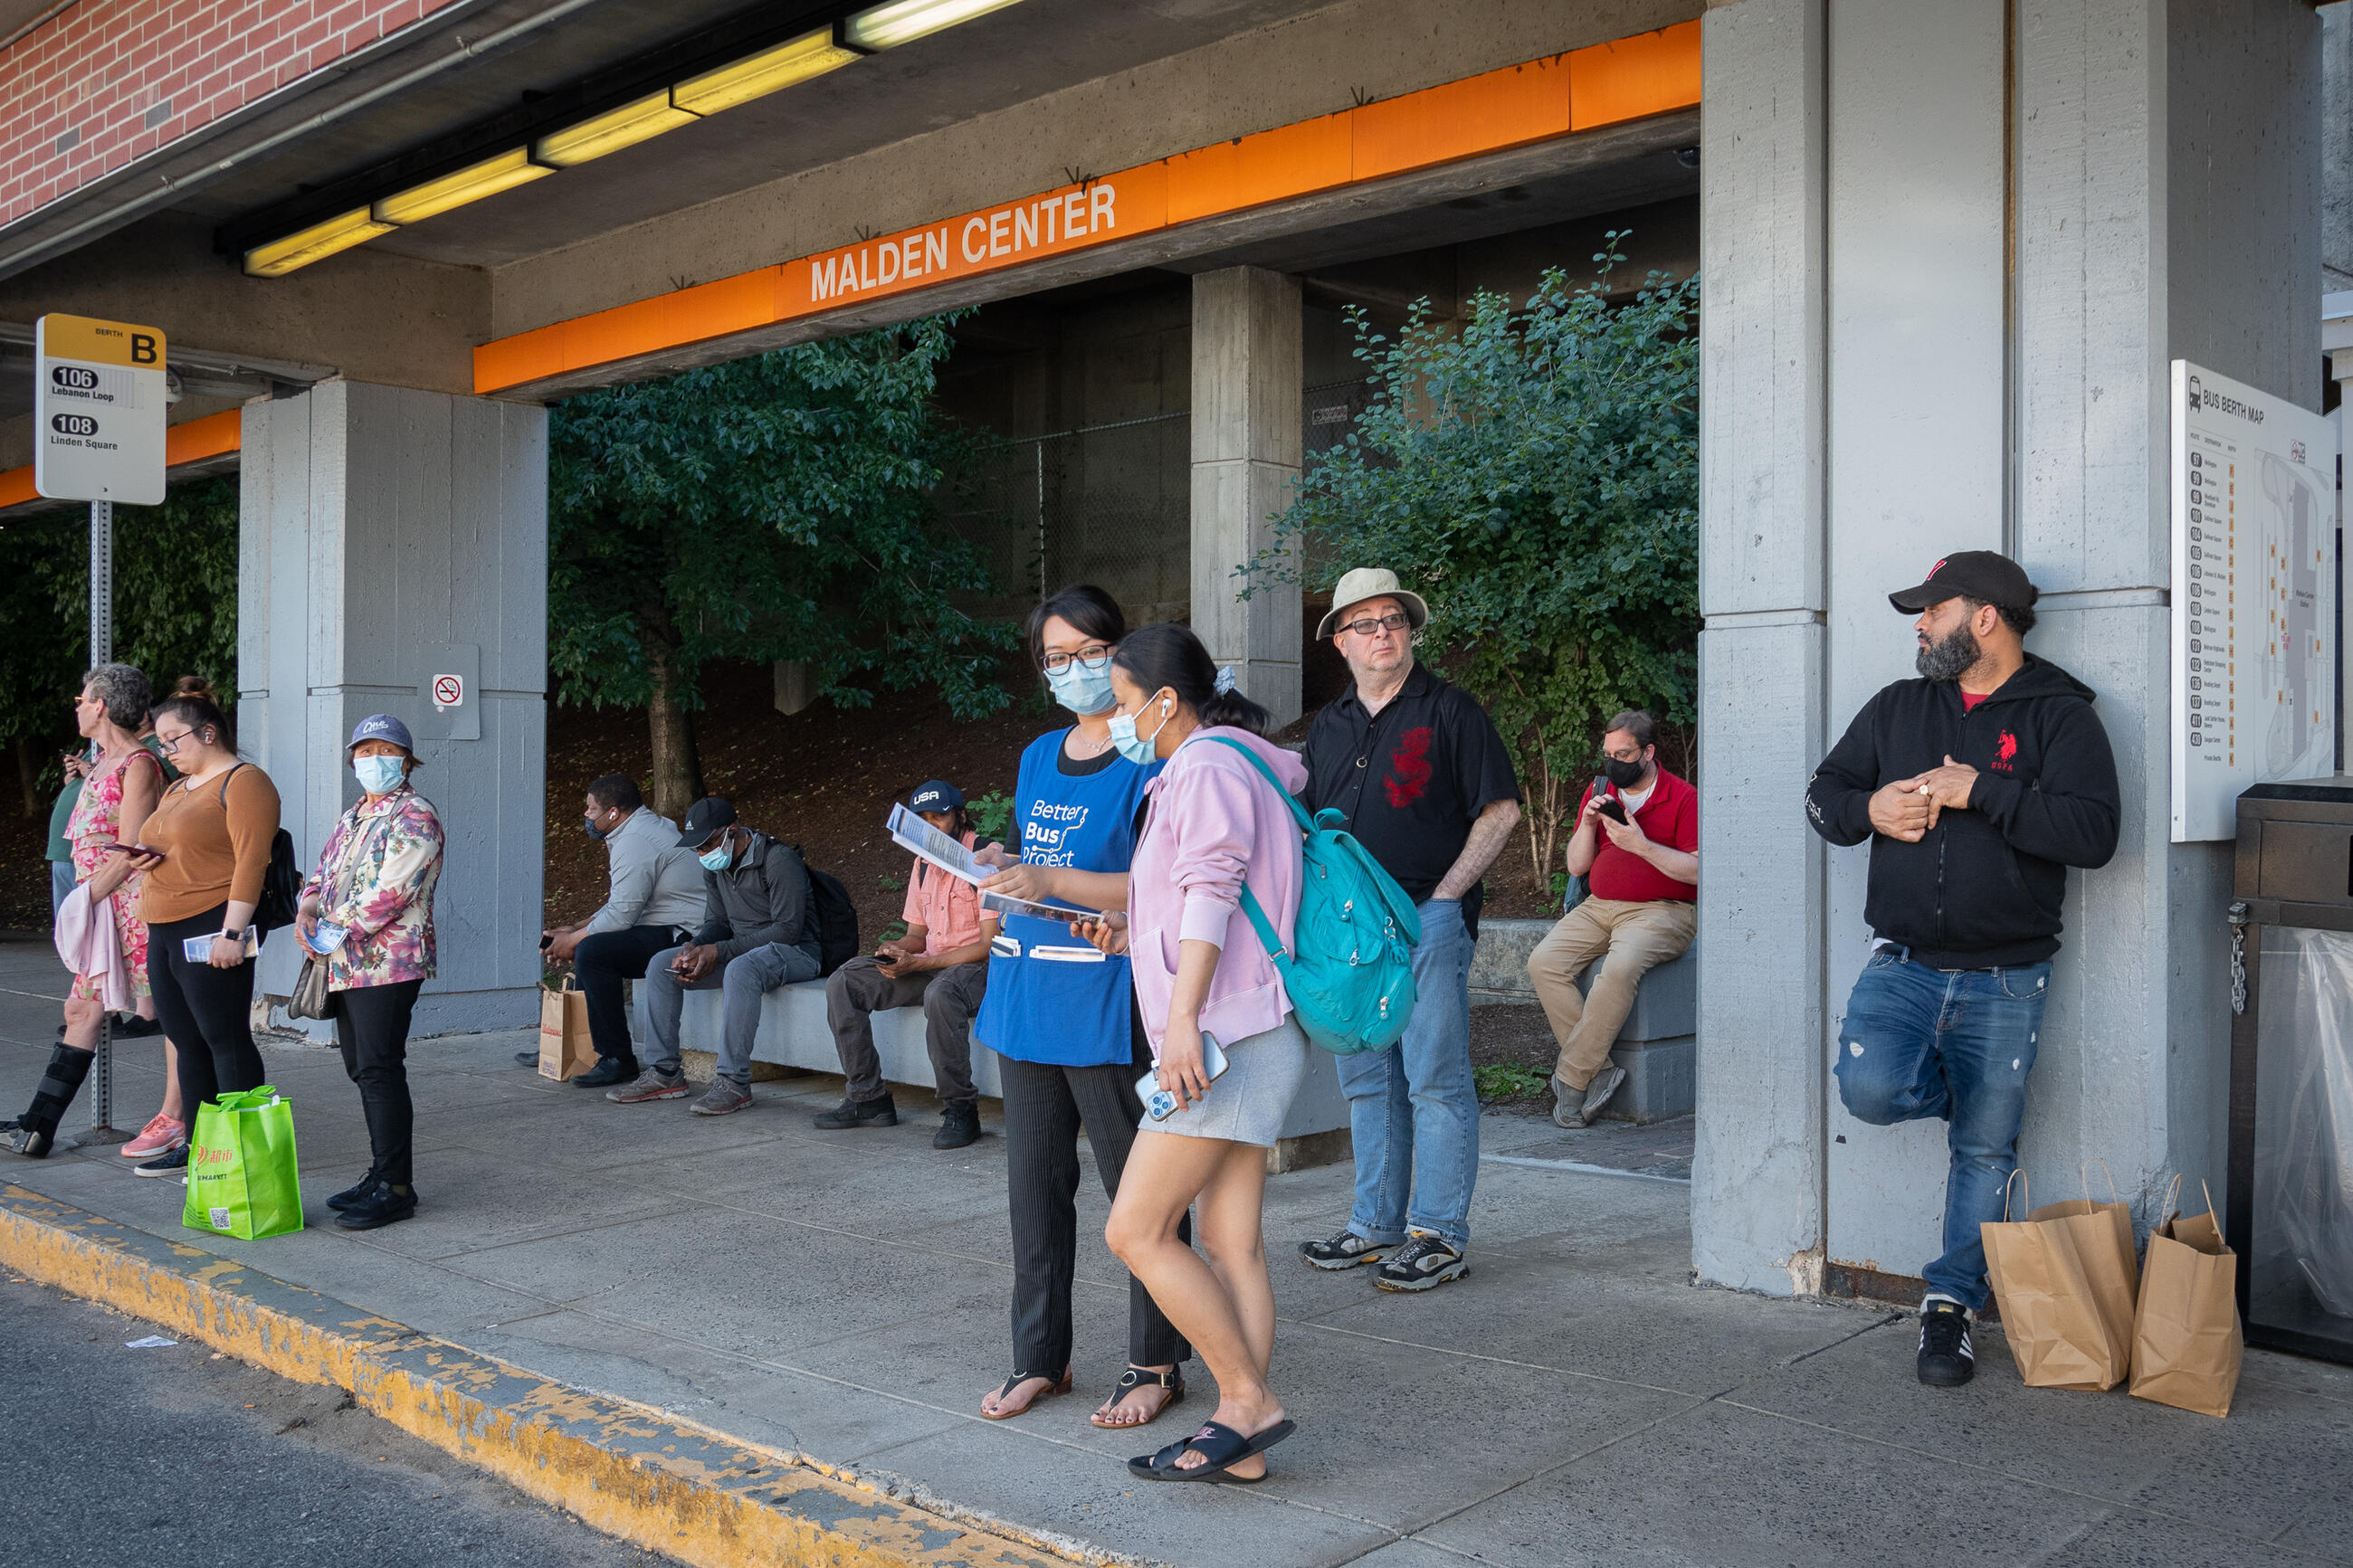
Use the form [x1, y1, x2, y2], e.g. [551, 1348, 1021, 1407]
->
[2169, 359, 2338, 841]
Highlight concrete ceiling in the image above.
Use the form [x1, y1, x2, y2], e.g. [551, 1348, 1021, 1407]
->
[184, 0, 1346, 272]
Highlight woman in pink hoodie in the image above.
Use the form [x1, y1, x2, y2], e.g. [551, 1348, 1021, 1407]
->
[1079, 622, 1309, 1484]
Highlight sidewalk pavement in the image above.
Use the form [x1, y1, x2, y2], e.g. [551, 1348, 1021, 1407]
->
[1, 940, 2348, 1568]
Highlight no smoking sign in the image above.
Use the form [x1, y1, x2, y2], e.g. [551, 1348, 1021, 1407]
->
[431, 673, 464, 710]
[417, 643, 478, 742]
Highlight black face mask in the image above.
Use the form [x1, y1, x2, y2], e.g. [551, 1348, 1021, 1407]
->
[1602, 755, 1648, 789]
[582, 815, 609, 842]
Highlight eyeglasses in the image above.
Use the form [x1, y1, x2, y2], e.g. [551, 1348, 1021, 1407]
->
[1040, 645, 1112, 674]
[156, 728, 194, 755]
[1339, 612, 1411, 638]
[1597, 747, 1645, 765]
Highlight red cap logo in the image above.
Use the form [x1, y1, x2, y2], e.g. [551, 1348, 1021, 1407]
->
[1927, 558, 1948, 579]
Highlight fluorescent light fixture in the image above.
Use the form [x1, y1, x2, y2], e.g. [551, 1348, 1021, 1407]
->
[534, 90, 700, 167]
[672, 26, 858, 114]
[843, 0, 1024, 51]
[243, 207, 395, 278]
[372, 148, 553, 225]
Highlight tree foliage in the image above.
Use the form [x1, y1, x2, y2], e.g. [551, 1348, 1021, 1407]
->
[547, 316, 1015, 816]
[1258, 241, 1699, 879]
[0, 477, 239, 813]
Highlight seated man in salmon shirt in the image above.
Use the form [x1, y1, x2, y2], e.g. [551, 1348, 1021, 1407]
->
[814, 780, 997, 1150]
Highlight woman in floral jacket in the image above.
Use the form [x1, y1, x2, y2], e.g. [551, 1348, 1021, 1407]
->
[297, 714, 444, 1231]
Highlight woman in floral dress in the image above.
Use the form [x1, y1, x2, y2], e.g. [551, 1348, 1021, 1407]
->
[297, 714, 444, 1231]
[4, 665, 161, 1157]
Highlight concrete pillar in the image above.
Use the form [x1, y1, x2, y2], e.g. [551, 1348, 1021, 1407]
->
[1692, 0, 1831, 1297]
[239, 381, 549, 1037]
[1190, 266, 1302, 727]
[1693, 0, 2320, 1297]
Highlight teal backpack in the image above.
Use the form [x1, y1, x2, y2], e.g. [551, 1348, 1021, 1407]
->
[1211, 737, 1422, 1054]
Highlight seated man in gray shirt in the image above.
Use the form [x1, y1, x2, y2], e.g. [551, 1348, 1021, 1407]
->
[533, 773, 708, 1088]
[612, 796, 826, 1118]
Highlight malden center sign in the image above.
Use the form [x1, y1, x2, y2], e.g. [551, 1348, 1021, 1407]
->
[34, 313, 167, 505]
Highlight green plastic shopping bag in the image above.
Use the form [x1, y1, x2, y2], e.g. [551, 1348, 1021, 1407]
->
[182, 1085, 304, 1240]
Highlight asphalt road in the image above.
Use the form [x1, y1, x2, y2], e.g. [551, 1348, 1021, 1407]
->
[0, 1272, 678, 1567]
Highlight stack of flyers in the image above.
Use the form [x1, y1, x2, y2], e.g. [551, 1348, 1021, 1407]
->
[304, 920, 348, 956]
[182, 927, 262, 963]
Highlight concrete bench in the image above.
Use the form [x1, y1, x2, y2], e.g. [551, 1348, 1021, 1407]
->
[1472, 915, 1698, 1124]
[636, 977, 1351, 1168]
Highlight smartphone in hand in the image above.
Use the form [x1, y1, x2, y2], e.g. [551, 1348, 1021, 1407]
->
[1593, 782, 1628, 825]
[100, 841, 162, 859]
[1139, 1033, 1232, 1120]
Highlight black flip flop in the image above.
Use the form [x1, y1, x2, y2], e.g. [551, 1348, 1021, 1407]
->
[1091, 1365, 1186, 1430]
[1129, 1418, 1297, 1482]
[979, 1367, 1071, 1421]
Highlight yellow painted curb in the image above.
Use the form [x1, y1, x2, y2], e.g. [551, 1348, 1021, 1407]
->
[1, 1183, 1090, 1568]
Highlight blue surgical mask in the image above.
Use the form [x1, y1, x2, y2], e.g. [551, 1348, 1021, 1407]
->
[354, 755, 405, 795]
[1108, 697, 1169, 766]
[1044, 659, 1115, 715]
[699, 833, 734, 873]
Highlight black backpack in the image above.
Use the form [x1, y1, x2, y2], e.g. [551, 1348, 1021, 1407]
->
[220, 765, 302, 933]
[796, 853, 860, 977]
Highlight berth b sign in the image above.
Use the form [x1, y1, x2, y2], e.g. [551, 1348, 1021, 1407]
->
[33, 313, 166, 504]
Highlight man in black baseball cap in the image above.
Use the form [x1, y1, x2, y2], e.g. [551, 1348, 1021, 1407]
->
[612, 796, 826, 1118]
[1805, 549, 2119, 1390]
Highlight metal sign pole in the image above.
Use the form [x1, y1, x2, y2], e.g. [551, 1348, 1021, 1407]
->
[87, 498, 118, 1140]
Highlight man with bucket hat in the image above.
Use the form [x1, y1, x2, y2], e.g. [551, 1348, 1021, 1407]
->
[814, 779, 997, 1150]
[1294, 567, 1521, 1294]
[1806, 549, 2119, 1387]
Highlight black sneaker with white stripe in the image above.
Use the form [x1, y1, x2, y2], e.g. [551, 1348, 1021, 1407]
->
[1916, 1299, 1975, 1386]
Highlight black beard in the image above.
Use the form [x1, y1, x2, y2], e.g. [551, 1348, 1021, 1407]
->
[1915, 623, 1981, 683]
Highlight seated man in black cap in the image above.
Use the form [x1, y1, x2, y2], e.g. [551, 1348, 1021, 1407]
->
[610, 797, 824, 1117]
[814, 781, 996, 1150]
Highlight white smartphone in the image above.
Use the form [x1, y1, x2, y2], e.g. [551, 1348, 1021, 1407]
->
[1139, 1032, 1230, 1120]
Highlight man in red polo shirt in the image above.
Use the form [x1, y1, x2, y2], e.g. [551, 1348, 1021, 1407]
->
[1526, 710, 1699, 1128]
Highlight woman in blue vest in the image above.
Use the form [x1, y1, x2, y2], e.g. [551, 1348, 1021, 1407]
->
[971, 584, 1191, 1430]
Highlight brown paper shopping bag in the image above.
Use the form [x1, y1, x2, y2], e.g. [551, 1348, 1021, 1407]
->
[2129, 1178, 2243, 1418]
[538, 976, 595, 1080]
[1981, 1166, 2142, 1391]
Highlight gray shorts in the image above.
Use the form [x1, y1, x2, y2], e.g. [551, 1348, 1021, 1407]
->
[1143, 1015, 1310, 1147]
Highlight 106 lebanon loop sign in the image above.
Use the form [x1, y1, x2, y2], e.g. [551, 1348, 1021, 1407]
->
[34, 313, 167, 505]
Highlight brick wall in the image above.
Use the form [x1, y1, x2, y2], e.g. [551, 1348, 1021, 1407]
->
[0, 0, 462, 228]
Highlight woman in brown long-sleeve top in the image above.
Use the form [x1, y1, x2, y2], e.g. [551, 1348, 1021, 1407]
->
[123, 689, 281, 1176]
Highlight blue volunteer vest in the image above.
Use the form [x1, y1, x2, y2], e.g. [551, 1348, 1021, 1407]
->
[974, 728, 1161, 1068]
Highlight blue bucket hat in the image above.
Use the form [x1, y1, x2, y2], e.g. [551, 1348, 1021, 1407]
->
[347, 713, 414, 752]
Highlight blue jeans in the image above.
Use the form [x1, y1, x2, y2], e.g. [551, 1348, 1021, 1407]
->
[50, 860, 74, 918]
[1333, 898, 1479, 1250]
[1834, 950, 2052, 1312]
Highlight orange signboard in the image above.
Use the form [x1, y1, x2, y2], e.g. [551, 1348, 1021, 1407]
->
[476, 22, 1700, 395]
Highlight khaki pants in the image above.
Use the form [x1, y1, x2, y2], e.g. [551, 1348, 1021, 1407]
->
[1526, 898, 1697, 1091]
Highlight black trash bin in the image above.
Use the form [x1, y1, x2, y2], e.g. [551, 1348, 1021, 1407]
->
[2229, 778, 2353, 1364]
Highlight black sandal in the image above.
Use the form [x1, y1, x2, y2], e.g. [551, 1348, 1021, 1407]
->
[1090, 1365, 1186, 1429]
[979, 1367, 1071, 1421]
[1129, 1418, 1297, 1483]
